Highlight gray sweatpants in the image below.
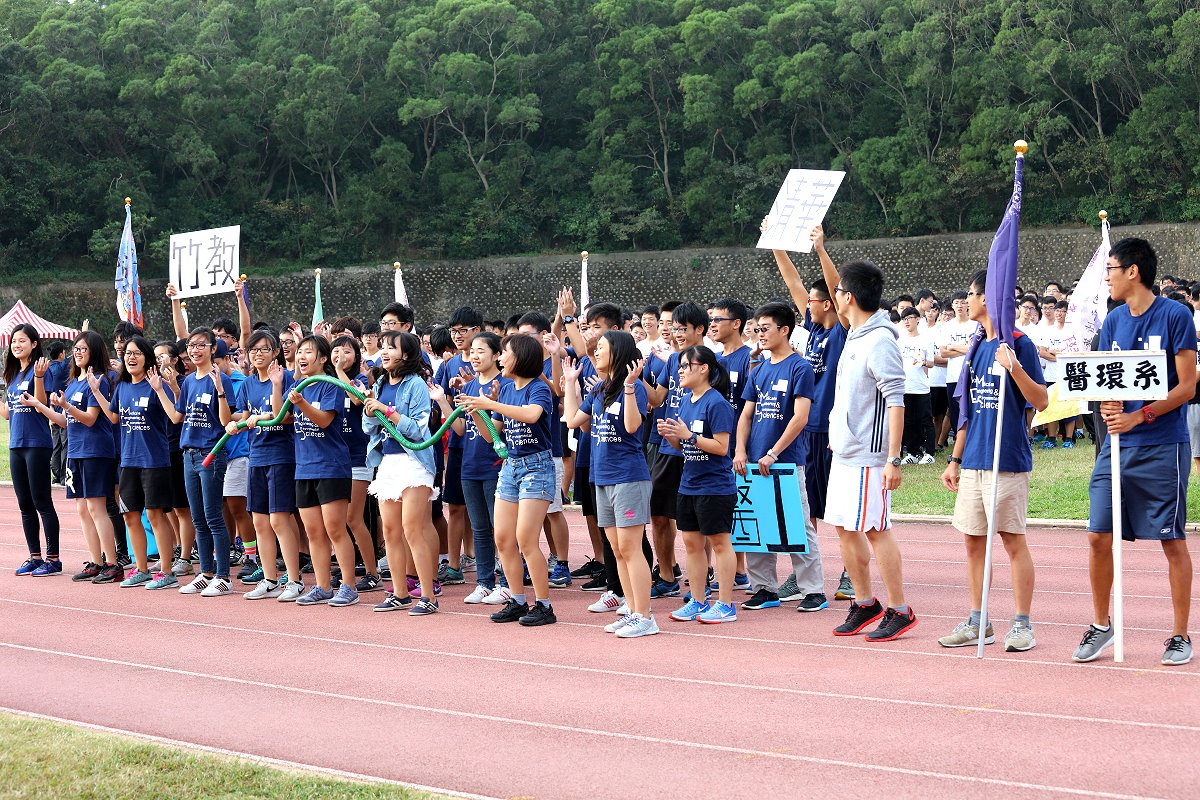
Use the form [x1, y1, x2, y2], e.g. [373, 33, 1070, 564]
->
[745, 465, 824, 595]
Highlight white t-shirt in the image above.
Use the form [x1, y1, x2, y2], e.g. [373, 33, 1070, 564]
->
[638, 336, 673, 358]
[788, 326, 810, 356]
[899, 332, 934, 394]
[1038, 325, 1069, 383]
[938, 319, 978, 385]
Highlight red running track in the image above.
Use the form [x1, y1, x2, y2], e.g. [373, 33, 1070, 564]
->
[0, 489, 1197, 799]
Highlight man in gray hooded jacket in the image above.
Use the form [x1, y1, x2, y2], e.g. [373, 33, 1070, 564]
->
[814, 226, 918, 642]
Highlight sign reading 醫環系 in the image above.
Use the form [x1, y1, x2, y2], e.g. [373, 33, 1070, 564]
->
[1057, 350, 1169, 402]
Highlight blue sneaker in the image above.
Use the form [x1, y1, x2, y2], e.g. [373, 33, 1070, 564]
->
[15, 558, 45, 576]
[549, 562, 572, 588]
[409, 598, 439, 616]
[30, 559, 62, 577]
[1040, 439, 1057, 449]
[708, 572, 751, 593]
[328, 583, 360, 607]
[120, 570, 154, 588]
[1062, 439, 1075, 449]
[296, 585, 335, 606]
[1033, 433, 1046, 442]
[698, 601, 737, 624]
[145, 572, 178, 590]
[670, 598, 711, 621]
[650, 579, 681, 598]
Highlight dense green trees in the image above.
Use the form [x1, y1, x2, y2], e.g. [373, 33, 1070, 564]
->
[0, 0, 1196, 276]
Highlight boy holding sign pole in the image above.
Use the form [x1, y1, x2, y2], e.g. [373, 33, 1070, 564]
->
[939, 270, 1046, 652]
[1074, 237, 1195, 666]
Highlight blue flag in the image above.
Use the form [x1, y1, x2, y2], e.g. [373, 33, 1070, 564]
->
[115, 202, 143, 330]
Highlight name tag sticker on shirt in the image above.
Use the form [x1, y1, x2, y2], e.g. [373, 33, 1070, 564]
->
[311, 401, 322, 410]
[772, 379, 788, 392]
[988, 362, 1006, 377]
[729, 371, 739, 383]
[19, 381, 29, 390]
[137, 396, 149, 407]
[201, 393, 212, 404]
[606, 402, 621, 415]
[690, 419, 705, 433]
[72, 392, 83, 403]
[1148, 336, 1162, 350]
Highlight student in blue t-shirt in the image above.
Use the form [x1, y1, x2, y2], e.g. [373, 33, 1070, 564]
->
[1075, 238, 1196, 666]
[431, 331, 510, 605]
[734, 302, 826, 613]
[24, 331, 121, 584]
[287, 335, 358, 608]
[88, 335, 178, 589]
[364, 331, 440, 616]
[227, 329, 302, 601]
[940, 270, 1047, 653]
[457, 332, 558, 627]
[564, 331, 657, 638]
[658, 346, 739, 625]
[153, 339, 197, 579]
[2, 324, 60, 577]
[332, 335, 382, 593]
[157, 328, 238, 596]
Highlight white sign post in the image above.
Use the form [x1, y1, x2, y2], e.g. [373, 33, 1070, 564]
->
[169, 225, 241, 299]
[756, 170, 846, 253]
[1058, 349, 1169, 663]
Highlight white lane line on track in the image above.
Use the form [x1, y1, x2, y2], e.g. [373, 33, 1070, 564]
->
[3, 599, 1197, 727]
[0, 706, 502, 800]
[906, 581, 1199, 602]
[0, 645, 1174, 800]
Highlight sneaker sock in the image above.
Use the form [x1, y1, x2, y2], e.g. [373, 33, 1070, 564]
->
[512, 593, 527, 604]
[1013, 613, 1031, 627]
[854, 597, 877, 608]
[890, 605, 910, 614]
[1093, 622, 1110, 631]
[245, 540, 257, 561]
[535, 598, 551, 609]
[969, 609, 982, 626]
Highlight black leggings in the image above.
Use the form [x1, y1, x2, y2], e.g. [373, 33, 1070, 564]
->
[10, 447, 60, 557]
[602, 529, 654, 597]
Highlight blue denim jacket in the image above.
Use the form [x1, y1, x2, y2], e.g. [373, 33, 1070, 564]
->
[364, 374, 438, 476]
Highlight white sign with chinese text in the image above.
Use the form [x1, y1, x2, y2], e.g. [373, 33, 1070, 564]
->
[169, 225, 241, 299]
[1057, 350, 1168, 402]
[757, 170, 846, 253]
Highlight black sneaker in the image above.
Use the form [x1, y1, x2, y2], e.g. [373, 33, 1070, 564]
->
[91, 563, 123, 584]
[237, 560, 260, 582]
[742, 588, 781, 610]
[276, 557, 286, 572]
[72, 562, 103, 582]
[580, 574, 608, 592]
[797, 592, 829, 612]
[355, 574, 383, 593]
[489, 599, 530, 623]
[833, 598, 884, 635]
[865, 606, 918, 642]
[228, 547, 245, 567]
[571, 558, 603, 578]
[115, 554, 133, 572]
[299, 553, 314, 574]
[519, 602, 557, 627]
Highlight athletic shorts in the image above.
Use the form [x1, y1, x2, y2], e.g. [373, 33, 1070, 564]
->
[442, 447, 465, 505]
[248, 463, 297, 515]
[676, 493, 735, 536]
[1088, 441, 1188, 540]
[823, 460, 892, 532]
[596, 480, 651, 528]
[649, 451, 683, 519]
[496, 450, 556, 504]
[65, 457, 116, 500]
[951, 469, 1030, 536]
[1189, 406, 1200, 459]
[118, 466, 174, 511]
[169, 449, 189, 509]
[801, 429, 832, 520]
[223, 455, 249, 498]
[575, 465, 598, 518]
[930, 385, 948, 418]
[547, 456, 565, 513]
[295, 477, 352, 509]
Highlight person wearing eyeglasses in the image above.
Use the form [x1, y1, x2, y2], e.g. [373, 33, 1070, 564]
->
[814, 233, 917, 643]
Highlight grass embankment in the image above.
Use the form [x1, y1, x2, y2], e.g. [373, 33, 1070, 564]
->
[0, 712, 451, 800]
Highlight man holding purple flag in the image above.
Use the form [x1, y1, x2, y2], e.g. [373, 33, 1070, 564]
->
[940, 143, 1048, 653]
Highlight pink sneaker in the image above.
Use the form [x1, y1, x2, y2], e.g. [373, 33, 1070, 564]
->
[411, 581, 442, 598]
[405, 575, 419, 593]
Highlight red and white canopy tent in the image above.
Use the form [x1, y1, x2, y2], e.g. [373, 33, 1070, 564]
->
[0, 300, 81, 347]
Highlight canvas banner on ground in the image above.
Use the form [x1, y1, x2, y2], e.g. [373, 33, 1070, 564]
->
[169, 225, 241, 299]
[756, 169, 846, 253]
[730, 463, 809, 554]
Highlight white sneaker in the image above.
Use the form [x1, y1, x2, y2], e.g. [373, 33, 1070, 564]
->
[900, 454, 918, 465]
[616, 614, 661, 638]
[481, 586, 513, 605]
[605, 613, 637, 634]
[616, 601, 630, 615]
[200, 577, 233, 597]
[460, 554, 477, 573]
[245, 580, 283, 600]
[588, 591, 624, 613]
[179, 575, 210, 595]
[463, 584, 490, 604]
[918, 453, 936, 465]
[277, 581, 305, 602]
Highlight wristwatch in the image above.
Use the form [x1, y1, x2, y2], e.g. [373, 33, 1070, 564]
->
[947, 456, 963, 465]
[889, 457, 902, 467]
[563, 315, 575, 325]
[1142, 407, 1157, 424]
[766, 449, 779, 460]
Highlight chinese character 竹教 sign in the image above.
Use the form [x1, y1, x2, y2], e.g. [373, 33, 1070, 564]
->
[1057, 351, 1168, 402]
[169, 225, 241, 299]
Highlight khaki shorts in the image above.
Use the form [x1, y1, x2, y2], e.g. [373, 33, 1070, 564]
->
[952, 469, 1030, 536]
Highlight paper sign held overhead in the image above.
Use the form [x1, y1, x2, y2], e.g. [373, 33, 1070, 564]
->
[169, 225, 241, 299]
[757, 170, 846, 253]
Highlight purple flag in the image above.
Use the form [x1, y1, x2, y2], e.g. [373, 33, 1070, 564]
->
[954, 148, 1024, 425]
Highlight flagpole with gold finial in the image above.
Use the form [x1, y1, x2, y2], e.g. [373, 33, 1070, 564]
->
[580, 251, 590, 309]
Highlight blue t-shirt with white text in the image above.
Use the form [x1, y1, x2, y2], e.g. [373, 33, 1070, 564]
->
[175, 371, 239, 450]
[677, 388, 736, 496]
[64, 375, 116, 459]
[961, 335, 1044, 473]
[292, 379, 350, 479]
[108, 379, 170, 468]
[585, 381, 650, 485]
[6, 366, 52, 448]
[237, 371, 295, 467]
[494, 378, 554, 458]
[740, 352, 816, 464]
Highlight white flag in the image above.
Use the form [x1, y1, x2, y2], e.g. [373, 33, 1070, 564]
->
[1059, 216, 1111, 355]
[580, 252, 590, 309]
[393, 262, 410, 307]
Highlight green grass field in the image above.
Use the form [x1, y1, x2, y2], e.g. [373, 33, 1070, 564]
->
[892, 437, 1200, 520]
[0, 712, 449, 800]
